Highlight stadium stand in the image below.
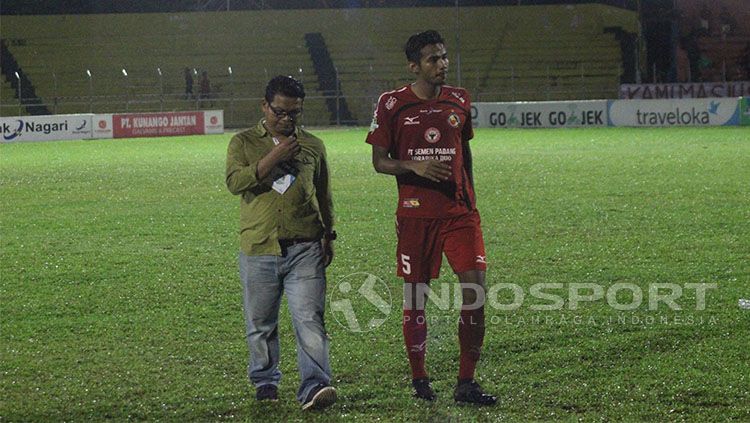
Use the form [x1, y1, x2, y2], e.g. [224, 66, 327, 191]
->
[319, 4, 634, 123]
[0, 4, 637, 126]
[1, 79, 24, 116]
[0, 11, 328, 126]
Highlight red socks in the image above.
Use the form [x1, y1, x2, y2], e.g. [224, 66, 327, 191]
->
[402, 308, 427, 379]
[458, 307, 485, 380]
[403, 307, 485, 381]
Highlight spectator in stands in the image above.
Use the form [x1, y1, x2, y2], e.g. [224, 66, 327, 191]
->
[184, 67, 194, 99]
[718, 7, 735, 39]
[739, 42, 750, 80]
[199, 71, 211, 97]
[675, 40, 691, 82]
[698, 2, 711, 36]
[682, 33, 702, 83]
[698, 53, 714, 82]
[199, 70, 211, 106]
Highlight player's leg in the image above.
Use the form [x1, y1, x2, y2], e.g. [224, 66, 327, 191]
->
[443, 212, 497, 405]
[456, 269, 486, 381]
[403, 281, 435, 400]
[239, 252, 283, 400]
[397, 217, 442, 400]
[455, 270, 496, 405]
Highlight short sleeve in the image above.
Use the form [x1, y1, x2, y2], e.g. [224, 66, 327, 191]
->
[365, 93, 392, 151]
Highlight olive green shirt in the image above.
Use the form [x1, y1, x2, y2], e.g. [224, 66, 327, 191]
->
[226, 120, 334, 256]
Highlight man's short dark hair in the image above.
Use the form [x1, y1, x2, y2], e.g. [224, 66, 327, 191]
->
[265, 75, 305, 103]
[405, 30, 445, 64]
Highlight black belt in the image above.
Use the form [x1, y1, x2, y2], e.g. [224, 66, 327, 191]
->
[279, 238, 319, 248]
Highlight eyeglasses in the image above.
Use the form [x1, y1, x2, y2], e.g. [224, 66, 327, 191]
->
[268, 104, 303, 120]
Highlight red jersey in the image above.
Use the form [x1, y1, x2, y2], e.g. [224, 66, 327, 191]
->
[366, 84, 476, 218]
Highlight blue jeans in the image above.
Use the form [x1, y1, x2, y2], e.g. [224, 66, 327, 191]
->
[239, 241, 331, 403]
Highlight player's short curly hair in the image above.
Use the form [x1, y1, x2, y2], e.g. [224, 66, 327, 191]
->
[265, 75, 305, 103]
[404, 30, 445, 64]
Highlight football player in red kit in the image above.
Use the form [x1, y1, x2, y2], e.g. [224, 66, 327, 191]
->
[366, 30, 496, 405]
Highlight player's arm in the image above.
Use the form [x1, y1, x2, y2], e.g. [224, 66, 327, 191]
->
[463, 140, 474, 188]
[225, 135, 261, 195]
[371, 145, 452, 183]
[315, 145, 334, 235]
[461, 92, 476, 187]
[315, 145, 335, 267]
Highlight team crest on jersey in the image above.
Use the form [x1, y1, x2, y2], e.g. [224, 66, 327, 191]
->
[385, 96, 398, 110]
[402, 198, 421, 208]
[424, 127, 441, 144]
[447, 112, 461, 128]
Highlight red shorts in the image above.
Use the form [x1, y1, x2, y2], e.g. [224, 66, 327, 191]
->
[395, 211, 487, 283]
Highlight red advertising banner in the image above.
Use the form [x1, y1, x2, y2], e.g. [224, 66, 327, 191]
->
[112, 111, 205, 138]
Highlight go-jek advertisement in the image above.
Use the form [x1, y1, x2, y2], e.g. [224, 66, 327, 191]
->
[607, 98, 740, 127]
[472, 100, 607, 128]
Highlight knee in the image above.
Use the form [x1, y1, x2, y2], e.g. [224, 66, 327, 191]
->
[296, 318, 328, 346]
[459, 275, 487, 308]
[458, 270, 486, 286]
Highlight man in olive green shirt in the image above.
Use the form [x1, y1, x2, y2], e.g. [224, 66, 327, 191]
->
[226, 76, 336, 410]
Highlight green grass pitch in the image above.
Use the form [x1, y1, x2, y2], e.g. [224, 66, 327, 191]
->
[1, 127, 749, 421]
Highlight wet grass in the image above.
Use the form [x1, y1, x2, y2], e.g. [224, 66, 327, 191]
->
[1, 127, 749, 421]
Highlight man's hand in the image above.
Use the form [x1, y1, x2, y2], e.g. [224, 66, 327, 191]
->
[271, 134, 300, 163]
[407, 160, 452, 182]
[257, 135, 300, 180]
[322, 238, 334, 267]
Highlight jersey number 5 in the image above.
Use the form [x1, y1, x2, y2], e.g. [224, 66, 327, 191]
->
[400, 254, 411, 275]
